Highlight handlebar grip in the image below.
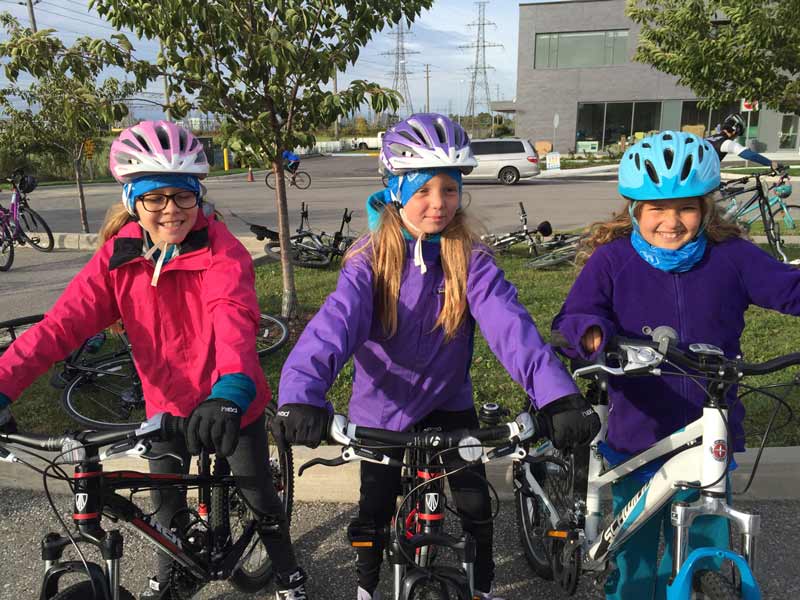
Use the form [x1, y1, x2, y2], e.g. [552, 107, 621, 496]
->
[160, 414, 187, 440]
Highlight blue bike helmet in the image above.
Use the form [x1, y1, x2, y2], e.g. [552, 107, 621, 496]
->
[618, 131, 720, 201]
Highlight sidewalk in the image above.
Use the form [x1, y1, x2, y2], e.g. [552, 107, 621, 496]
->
[1, 443, 797, 502]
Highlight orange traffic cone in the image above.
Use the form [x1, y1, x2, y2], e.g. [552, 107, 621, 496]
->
[247, 167, 255, 182]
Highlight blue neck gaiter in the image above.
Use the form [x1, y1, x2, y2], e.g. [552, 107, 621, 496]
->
[630, 228, 707, 273]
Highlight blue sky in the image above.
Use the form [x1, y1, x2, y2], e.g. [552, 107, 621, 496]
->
[0, 0, 527, 119]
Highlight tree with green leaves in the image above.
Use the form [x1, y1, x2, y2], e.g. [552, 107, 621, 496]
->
[91, 0, 435, 318]
[0, 14, 155, 232]
[627, 0, 800, 113]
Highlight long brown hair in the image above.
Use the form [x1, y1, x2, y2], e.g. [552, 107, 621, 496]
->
[346, 203, 483, 341]
[578, 192, 742, 264]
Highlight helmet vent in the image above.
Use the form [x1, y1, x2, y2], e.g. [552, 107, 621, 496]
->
[634, 153, 640, 170]
[680, 154, 693, 181]
[454, 127, 463, 147]
[642, 142, 651, 149]
[132, 131, 151, 153]
[178, 128, 188, 152]
[409, 123, 428, 145]
[433, 121, 447, 144]
[686, 137, 695, 143]
[698, 145, 704, 163]
[663, 148, 674, 169]
[121, 139, 140, 151]
[398, 131, 418, 144]
[662, 133, 673, 141]
[155, 126, 171, 150]
[189, 138, 199, 151]
[644, 159, 659, 184]
[389, 143, 419, 159]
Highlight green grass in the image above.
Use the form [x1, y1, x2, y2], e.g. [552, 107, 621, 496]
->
[12, 249, 800, 447]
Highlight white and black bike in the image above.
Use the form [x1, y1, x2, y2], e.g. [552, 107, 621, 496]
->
[514, 327, 798, 600]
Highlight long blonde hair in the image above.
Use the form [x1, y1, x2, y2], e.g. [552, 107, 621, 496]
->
[578, 192, 743, 263]
[346, 203, 483, 341]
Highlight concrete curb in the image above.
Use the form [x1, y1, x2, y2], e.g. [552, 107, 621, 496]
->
[1, 444, 798, 502]
[538, 164, 618, 178]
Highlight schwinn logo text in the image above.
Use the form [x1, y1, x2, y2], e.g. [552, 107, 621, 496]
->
[590, 482, 650, 560]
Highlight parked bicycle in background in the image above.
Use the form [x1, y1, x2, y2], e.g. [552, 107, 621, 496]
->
[2, 168, 55, 251]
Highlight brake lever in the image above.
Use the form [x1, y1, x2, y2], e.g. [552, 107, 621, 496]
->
[100, 440, 153, 462]
[298, 455, 347, 476]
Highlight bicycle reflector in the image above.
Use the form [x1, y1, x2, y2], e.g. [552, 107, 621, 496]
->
[774, 184, 792, 199]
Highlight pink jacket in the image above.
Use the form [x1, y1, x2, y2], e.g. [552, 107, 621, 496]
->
[0, 213, 270, 427]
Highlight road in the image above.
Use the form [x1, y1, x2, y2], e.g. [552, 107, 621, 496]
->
[0, 490, 796, 599]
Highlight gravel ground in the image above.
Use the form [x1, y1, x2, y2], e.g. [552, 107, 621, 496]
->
[0, 490, 797, 599]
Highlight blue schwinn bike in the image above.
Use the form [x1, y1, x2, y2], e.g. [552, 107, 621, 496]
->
[718, 168, 796, 263]
[514, 326, 799, 599]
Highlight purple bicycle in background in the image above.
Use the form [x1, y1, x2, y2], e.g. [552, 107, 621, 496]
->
[0, 168, 54, 270]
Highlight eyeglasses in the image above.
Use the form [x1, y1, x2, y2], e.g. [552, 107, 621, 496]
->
[138, 191, 199, 212]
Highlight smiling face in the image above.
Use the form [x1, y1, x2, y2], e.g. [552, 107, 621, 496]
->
[636, 197, 703, 250]
[135, 186, 199, 245]
[401, 173, 460, 235]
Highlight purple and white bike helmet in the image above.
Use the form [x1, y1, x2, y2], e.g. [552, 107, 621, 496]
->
[379, 113, 477, 175]
[109, 120, 209, 184]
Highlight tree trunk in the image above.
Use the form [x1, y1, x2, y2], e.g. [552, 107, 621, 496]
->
[74, 158, 90, 234]
[272, 159, 298, 319]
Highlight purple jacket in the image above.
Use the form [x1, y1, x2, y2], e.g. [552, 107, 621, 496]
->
[553, 236, 800, 454]
[279, 239, 579, 431]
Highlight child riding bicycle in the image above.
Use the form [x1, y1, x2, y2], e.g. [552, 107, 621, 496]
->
[271, 112, 599, 600]
[0, 121, 308, 600]
[553, 130, 800, 600]
[283, 149, 301, 183]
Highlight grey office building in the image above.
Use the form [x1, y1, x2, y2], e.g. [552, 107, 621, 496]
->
[494, 0, 798, 155]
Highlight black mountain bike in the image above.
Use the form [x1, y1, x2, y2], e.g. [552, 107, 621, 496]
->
[263, 203, 357, 268]
[0, 412, 293, 599]
[300, 404, 540, 600]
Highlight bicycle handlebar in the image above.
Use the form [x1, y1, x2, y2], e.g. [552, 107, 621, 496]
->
[0, 413, 187, 455]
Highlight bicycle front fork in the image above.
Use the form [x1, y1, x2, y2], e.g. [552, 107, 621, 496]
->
[670, 493, 760, 595]
[40, 530, 124, 600]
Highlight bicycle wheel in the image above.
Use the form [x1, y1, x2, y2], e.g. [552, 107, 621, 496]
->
[758, 198, 786, 261]
[51, 581, 134, 600]
[61, 356, 146, 430]
[0, 223, 14, 271]
[18, 205, 54, 251]
[264, 235, 332, 269]
[407, 578, 450, 600]
[256, 313, 289, 357]
[292, 171, 311, 190]
[265, 171, 277, 190]
[211, 409, 294, 593]
[526, 247, 576, 269]
[0, 314, 43, 354]
[692, 569, 740, 600]
[514, 444, 588, 585]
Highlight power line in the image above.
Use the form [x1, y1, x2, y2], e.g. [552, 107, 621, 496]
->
[460, 1, 502, 134]
[383, 21, 418, 121]
[35, 3, 120, 32]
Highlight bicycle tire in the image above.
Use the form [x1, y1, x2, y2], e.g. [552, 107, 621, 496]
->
[759, 197, 786, 261]
[50, 581, 135, 600]
[18, 205, 54, 251]
[210, 409, 294, 593]
[292, 171, 311, 190]
[265, 171, 277, 190]
[0, 223, 14, 271]
[0, 313, 43, 354]
[406, 578, 451, 600]
[264, 236, 332, 269]
[256, 313, 289, 357]
[61, 356, 146, 430]
[526, 247, 576, 269]
[692, 569, 741, 600]
[514, 445, 588, 583]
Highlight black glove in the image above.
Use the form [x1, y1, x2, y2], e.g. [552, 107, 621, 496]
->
[538, 394, 600, 450]
[186, 399, 242, 457]
[0, 406, 16, 435]
[271, 403, 330, 449]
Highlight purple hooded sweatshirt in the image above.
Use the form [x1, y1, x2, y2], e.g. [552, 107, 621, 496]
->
[553, 235, 800, 454]
[279, 237, 579, 432]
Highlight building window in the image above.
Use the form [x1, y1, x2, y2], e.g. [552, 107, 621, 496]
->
[632, 102, 661, 141]
[780, 115, 798, 150]
[575, 101, 665, 152]
[681, 101, 747, 139]
[576, 103, 604, 153]
[534, 30, 627, 69]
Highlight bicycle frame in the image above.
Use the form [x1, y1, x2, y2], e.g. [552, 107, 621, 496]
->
[39, 445, 256, 600]
[722, 179, 794, 230]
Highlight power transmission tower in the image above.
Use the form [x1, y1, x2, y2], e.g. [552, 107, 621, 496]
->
[460, 2, 502, 136]
[382, 21, 418, 124]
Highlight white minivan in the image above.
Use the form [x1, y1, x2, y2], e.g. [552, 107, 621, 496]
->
[464, 138, 540, 185]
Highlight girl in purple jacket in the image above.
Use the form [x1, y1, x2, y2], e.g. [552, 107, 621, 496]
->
[553, 131, 800, 600]
[272, 113, 599, 600]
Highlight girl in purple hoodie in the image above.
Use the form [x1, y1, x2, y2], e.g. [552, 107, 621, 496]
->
[272, 113, 598, 600]
[553, 131, 800, 600]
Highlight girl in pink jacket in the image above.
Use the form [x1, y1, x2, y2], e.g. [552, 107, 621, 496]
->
[0, 121, 307, 600]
